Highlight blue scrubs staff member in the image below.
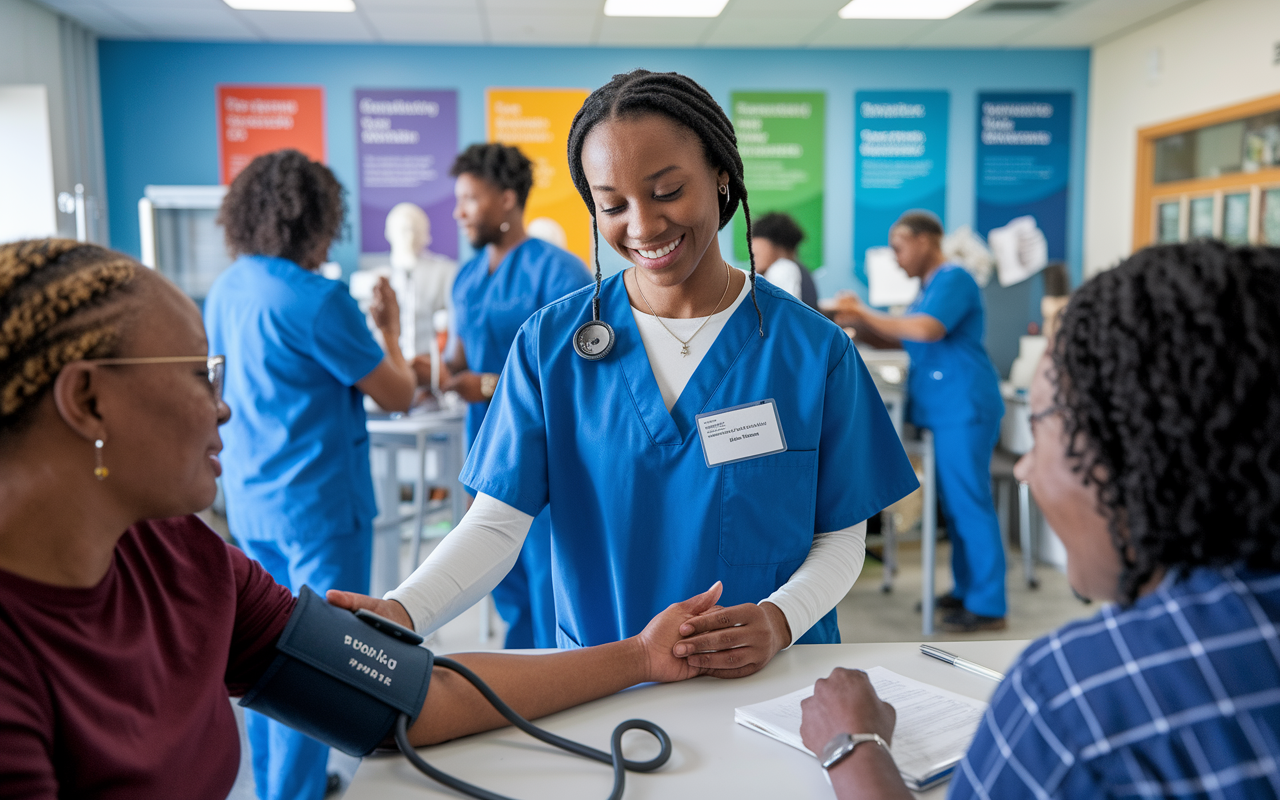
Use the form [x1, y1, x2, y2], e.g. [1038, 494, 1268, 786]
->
[332, 70, 916, 677]
[834, 211, 1006, 632]
[205, 150, 416, 800]
[441, 143, 592, 649]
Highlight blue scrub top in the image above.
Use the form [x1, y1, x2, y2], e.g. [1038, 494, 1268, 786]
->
[205, 255, 385, 541]
[901, 264, 1004, 427]
[462, 274, 919, 648]
[451, 237, 592, 444]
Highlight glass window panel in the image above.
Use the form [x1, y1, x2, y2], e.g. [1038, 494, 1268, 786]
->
[1243, 112, 1280, 172]
[1195, 121, 1246, 179]
[1262, 189, 1280, 245]
[1153, 110, 1280, 183]
[1158, 201, 1182, 243]
[1189, 197, 1215, 238]
[1154, 133, 1195, 183]
[1223, 193, 1251, 245]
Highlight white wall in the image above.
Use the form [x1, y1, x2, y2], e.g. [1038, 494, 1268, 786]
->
[0, 86, 57, 241]
[1085, 0, 1280, 276]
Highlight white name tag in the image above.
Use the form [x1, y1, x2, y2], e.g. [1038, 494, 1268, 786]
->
[696, 400, 788, 468]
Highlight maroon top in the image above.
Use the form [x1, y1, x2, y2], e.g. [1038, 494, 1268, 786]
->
[0, 515, 296, 799]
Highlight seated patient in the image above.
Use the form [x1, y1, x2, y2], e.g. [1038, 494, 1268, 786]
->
[800, 241, 1280, 799]
[0, 239, 720, 799]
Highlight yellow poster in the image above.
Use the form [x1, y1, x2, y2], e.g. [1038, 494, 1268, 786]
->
[486, 88, 592, 266]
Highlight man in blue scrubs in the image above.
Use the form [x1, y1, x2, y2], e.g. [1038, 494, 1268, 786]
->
[206, 150, 416, 800]
[443, 143, 592, 648]
[835, 211, 1006, 632]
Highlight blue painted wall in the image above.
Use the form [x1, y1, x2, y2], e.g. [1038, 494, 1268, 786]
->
[98, 41, 1089, 373]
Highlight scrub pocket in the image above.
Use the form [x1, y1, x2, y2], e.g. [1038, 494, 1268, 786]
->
[719, 449, 817, 566]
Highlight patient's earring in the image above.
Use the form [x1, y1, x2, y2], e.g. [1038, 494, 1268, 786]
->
[500, 221, 511, 233]
[93, 439, 108, 480]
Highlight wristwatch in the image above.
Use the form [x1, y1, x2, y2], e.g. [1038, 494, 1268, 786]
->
[820, 732, 889, 770]
[479, 372, 498, 400]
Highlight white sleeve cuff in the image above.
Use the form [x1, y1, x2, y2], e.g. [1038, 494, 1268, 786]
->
[385, 492, 534, 635]
[760, 519, 867, 647]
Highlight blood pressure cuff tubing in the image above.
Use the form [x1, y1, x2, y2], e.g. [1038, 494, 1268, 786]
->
[239, 585, 434, 756]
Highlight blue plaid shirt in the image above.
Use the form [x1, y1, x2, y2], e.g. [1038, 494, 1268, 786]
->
[949, 566, 1280, 799]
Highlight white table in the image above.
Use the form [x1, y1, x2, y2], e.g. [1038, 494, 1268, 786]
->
[345, 639, 1026, 800]
[367, 406, 468, 596]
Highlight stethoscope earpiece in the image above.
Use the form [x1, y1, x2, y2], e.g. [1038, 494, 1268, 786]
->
[573, 319, 615, 361]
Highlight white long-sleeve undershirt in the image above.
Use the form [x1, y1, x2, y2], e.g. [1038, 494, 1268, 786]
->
[386, 492, 866, 645]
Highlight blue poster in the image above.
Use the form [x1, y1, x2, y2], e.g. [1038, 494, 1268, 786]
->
[975, 92, 1072, 260]
[853, 91, 949, 287]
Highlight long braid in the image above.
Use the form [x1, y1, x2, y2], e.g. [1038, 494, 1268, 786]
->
[567, 69, 764, 335]
[590, 216, 603, 321]
[0, 239, 137, 434]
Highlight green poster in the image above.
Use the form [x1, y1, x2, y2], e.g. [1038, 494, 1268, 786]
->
[731, 91, 825, 270]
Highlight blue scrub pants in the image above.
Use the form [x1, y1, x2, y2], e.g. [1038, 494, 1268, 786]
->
[240, 529, 372, 800]
[932, 418, 1006, 619]
[491, 509, 558, 649]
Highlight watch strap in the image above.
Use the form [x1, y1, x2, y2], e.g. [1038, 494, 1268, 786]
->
[820, 732, 889, 770]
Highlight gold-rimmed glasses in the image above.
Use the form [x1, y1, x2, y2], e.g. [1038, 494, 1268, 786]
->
[86, 355, 226, 403]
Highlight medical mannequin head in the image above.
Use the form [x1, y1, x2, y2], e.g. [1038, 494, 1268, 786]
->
[568, 69, 763, 331]
[1014, 242, 1280, 605]
[751, 212, 805, 272]
[385, 203, 431, 267]
[450, 143, 532, 250]
[888, 211, 945, 280]
[218, 149, 345, 271]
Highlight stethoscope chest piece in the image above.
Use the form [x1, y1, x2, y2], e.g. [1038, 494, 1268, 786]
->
[573, 319, 615, 361]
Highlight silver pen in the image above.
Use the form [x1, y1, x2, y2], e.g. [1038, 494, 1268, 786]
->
[920, 645, 1005, 683]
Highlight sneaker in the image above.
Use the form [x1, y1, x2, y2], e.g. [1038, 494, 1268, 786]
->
[914, 593, 965, 614]
[938, 609, 1008, 633]
[324, 773, 345, 798]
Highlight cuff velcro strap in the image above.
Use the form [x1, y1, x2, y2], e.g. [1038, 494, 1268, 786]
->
[240, 585, 434, 756]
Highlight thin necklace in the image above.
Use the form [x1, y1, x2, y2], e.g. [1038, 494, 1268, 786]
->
[634, 261, 732, 357]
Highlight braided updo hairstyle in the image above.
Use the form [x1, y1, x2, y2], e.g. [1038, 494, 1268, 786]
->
[217, 149, 346, 267]
[0, 239, 138, 438]
[566, 69, 763, 335]
[1052, 241, 1280, 604]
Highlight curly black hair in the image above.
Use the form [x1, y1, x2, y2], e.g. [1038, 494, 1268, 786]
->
[1052, 241, 1280, 604]
[566, 69, 763, 337]
[217, 149, 346, 268]
[449, 143, 534, 208]
[752, 212, 805, 252]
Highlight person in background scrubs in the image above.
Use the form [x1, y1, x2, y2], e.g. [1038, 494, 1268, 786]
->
[205, 150, 416, 800]
[751, 211, 819, 310]
[833, 211, 1005, 632]
[442, 143, 592, 649]
[332, 70, 917, 677]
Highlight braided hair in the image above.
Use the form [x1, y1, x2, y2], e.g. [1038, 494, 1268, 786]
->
[1052, 241, 1280, 604]
[566, 69, 763, 336]
[0, 239, 139, 438]
[217, 149, 346, 267]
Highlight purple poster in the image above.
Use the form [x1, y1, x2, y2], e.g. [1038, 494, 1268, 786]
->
[356, 89, 458, 257]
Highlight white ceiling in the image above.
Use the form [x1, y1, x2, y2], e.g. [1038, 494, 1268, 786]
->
[35, 0, 1207, 48]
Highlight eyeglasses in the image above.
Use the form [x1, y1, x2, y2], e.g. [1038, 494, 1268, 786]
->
[87, 355, 226, 403]
[1028, 404, 1062, 426]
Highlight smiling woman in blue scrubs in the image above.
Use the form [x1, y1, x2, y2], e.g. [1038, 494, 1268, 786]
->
[834, 211, 1006, 633]
[333, 70, 916, 677]
[205, 150, 416, 800]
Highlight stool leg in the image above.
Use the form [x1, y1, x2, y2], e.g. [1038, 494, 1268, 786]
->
[881, 512, 896, 593]
[1019, 481, 1038, 589]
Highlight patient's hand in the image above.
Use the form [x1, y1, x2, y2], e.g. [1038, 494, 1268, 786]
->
[800, 668, 897, 753]
[326, 590, 415, 631]
[632, 582, 724, 684]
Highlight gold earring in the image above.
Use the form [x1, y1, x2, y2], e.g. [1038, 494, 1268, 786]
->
[94, 438, 108, 480]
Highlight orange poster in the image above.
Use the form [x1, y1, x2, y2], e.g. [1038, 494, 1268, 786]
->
[217, 85, 326, 185]
[486, 88, 591, 265]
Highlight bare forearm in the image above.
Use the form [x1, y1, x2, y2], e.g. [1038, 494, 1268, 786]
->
[406, 638, 648, 745]
[828, 744, 914, 800]
[856, 309, 944, 343]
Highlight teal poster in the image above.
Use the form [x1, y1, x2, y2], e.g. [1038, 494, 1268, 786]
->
[853, 91, 949, 287]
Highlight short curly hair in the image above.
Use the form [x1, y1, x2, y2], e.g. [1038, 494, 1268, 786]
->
[217, 149, 346, 267]
[752, 212, 805, 252]
[449, 143, 533, 208]
[1052, 242, 1280, 604]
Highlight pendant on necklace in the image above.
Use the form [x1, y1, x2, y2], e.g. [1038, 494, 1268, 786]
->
[680, 344, 690, 357]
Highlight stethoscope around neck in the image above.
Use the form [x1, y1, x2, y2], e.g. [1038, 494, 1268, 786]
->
[572, 183, 733, 362]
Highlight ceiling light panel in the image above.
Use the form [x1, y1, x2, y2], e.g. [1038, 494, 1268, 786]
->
[838, 0, 980, 19]
[223, 0, 355, 11]
[603, 0, 730, 17]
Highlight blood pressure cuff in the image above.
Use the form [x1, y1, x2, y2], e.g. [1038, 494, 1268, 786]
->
[239, 585, 434, 756]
